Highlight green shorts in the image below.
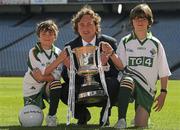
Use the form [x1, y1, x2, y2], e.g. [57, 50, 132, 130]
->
[133, 81, 155, 114]
[24, 86, 49, 110]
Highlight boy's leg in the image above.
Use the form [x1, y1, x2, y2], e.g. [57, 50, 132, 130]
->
[134, 85, 154, 128]
[45, 80, 62, 126]
[135, 106, 149, 127]
[24, 92, 45, 109]
[47, 80, 62, 116]
[118, 76, 134, 120]
[114, 76, 134, 128]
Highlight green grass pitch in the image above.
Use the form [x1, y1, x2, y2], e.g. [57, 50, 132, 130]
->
[0, 77, 180, 130]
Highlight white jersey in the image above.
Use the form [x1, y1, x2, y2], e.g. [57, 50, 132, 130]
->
[23, 42, 63, 97]
[117, 32, 171, 96]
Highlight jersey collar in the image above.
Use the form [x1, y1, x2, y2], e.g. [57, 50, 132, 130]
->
[131, 31, 153, 45]
[35, 42, 55, 59]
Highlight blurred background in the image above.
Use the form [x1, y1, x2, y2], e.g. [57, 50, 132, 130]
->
[0, 0, 180, 79]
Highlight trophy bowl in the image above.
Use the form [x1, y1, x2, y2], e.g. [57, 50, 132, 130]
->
[73, 46, 107, 104]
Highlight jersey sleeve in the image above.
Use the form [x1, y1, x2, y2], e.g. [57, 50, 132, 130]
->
[157, 43, 171, 78]
[116, 39, 127, 67]
[28, 48, 45, 71]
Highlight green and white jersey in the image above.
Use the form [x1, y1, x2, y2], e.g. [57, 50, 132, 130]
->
[117, 32, 171, 96]
[23, 42, 62, 97]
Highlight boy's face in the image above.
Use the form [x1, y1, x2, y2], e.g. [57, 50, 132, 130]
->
[39, 28, 56, 49]
[132, 15, 149, 33]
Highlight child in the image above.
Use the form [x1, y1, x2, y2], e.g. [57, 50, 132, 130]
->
[23, 19, 66, 126]
[102, 4, 171, 128]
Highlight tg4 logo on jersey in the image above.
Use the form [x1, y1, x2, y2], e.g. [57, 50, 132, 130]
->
[128, 56, 153, 67]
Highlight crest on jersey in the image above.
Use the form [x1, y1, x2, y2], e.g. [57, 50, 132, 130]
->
[150, 49, 156, 57]
[126, 48, 133, 52]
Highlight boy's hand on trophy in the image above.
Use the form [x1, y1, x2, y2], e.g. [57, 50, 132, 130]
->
[60, 49, 68, 61]
[101, 41, 114, 56]
[61, 48, 70, 69]
[63, 56, 70, 69]
[101, 53, 109, 65]
[58, 49, 70, 68]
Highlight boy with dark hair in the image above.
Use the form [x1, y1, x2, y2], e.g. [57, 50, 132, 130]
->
[102, 4, 171, 128]
[23, 19, 66, 126]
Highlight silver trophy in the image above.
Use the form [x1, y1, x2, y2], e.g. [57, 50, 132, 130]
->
[73, 46, 106, 104]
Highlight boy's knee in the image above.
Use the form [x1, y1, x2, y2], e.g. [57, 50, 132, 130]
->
[135, 106, 149, 128]
[49, 80, 62, 90]
[46, 80, 62, 97]
[120, 76, 135, 91]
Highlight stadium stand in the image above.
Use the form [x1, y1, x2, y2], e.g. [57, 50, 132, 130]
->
[0, 3, 180, 79]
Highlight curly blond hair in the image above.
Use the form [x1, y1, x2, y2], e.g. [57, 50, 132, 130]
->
[71, 5, 101, 35]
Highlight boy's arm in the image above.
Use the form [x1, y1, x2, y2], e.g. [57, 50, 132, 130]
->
[41, 74, 54, 82]
[109, 52, 124, 70]
[153, 76, 168, 112]
[44, 50, 67, 75]
[32, 69, 54, 82]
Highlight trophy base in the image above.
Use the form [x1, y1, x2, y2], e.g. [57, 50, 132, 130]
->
[78, 68, 98, 76]
[78, 84, 107, 104]
[82, 81, 99, 87]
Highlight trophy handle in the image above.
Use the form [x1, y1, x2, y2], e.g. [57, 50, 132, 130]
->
[71, 50, 75, 53]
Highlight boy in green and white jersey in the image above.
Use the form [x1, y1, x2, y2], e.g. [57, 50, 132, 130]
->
[117, 31, 170, 97]
[101, 4, 171, 128]
[116, 4, 171, 128]
[23, 19, 66, 126]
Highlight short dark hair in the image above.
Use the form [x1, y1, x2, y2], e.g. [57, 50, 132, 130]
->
[36, 19, 59, 39]
[130, 4, 153, 27]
